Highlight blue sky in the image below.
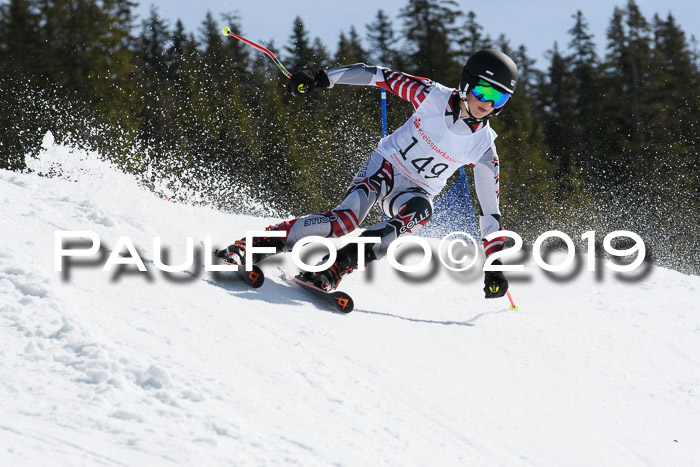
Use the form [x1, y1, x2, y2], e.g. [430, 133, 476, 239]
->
[132, 0, 699, 68]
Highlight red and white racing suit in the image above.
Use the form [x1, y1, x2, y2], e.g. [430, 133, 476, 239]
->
[274, 64, 505, 261]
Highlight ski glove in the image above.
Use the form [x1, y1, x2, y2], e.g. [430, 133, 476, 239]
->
[484, 260, 508, 299]
[288, 69, 330, 96]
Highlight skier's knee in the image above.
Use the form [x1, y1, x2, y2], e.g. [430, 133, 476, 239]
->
[399, 197, 433, 225]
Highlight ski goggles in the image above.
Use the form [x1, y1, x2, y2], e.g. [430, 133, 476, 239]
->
[471, 79, 511, 108]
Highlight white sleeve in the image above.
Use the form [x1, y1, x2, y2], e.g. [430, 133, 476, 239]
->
[326, 64, 384, 88]
[472, 145, 504, 257]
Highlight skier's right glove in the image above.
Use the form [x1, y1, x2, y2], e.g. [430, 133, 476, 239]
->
[288, 69, 330, 96]
[484, 260, 508, 299]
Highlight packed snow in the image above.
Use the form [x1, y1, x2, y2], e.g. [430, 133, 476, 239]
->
[1, 139, 699, 466]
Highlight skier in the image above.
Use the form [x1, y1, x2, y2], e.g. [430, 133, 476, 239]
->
[219, 49, 517, 299]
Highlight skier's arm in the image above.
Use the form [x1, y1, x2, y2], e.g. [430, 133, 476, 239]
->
[472, 145, 504, 258]
[472, 145, 509, 299]
[326, 64, 433, 110]
[289, 64, 433, 110]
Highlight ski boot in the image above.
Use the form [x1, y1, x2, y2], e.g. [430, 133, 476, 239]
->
[216, 231, 286, 266]
[297, 261, 347, 292]
[296, 240, 377, 292]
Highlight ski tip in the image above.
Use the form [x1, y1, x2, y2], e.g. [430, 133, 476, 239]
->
[247, 266, 265, 288]
[292, 277, 354, 314]
[222, 26, 231, 36]
[333, 293, 354, 313]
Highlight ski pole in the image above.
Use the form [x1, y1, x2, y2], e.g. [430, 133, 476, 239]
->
[506, 290, 518, 311]
[221, 27, 308, 94]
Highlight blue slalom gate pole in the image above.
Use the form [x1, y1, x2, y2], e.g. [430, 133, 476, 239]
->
[381, 88, 387, 137]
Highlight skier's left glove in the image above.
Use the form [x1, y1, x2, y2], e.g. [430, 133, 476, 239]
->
[484, 260, 508, 299]
[288, 69, 330, 96]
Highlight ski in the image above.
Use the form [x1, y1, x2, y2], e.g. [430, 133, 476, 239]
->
[218, 257, 265, 288]
[292, 276, 354, 313]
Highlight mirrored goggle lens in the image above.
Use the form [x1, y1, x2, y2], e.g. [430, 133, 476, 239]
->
[471, 80, 511, 108]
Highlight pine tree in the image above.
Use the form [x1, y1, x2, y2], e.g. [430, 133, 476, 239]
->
[624, 0, 653, 162]
[398, 0, 461, 83]
[311, 37, 331, 69]
[141, 7, 170, 81]
[165, 19, 191, 83]
[648, 13, 700, 255]
[0, 0, 42, 170]
[285, 17, 315, 72]
[602, 2, 654, 184]
[335, 26, 368, 65]
[1, 0, 138, 168]
[199, 11, 229, 83]
[193, 11, 246, 167]
[489, 44, 554, 235]
[512, 45, 537, 95]
[37, 0, 134, 108]
[690, 34, 700, 69]
[104, 0, 137, 50]
[566, 10, 602, 177]
[650, 12, 698, 139]
[539, 43, 575, 196]
[457, 11, 483, 62]
[0, 0, 41, 78]
[137, 6, 171, 155]
[154, 19, 199, 184]
[600, 6, 628, 181]
[220, 13, 250, 78]
[366, 9, 397, 67]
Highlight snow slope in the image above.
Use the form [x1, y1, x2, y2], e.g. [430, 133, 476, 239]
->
[1, 141, 700, 466]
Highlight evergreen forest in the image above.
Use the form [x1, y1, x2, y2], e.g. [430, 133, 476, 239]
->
[1, 0, 698, 273]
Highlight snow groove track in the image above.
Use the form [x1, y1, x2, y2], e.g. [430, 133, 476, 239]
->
[1, 144, 700, 465]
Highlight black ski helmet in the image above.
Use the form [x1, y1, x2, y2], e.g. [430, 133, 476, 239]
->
[459, 49, 518, 116]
